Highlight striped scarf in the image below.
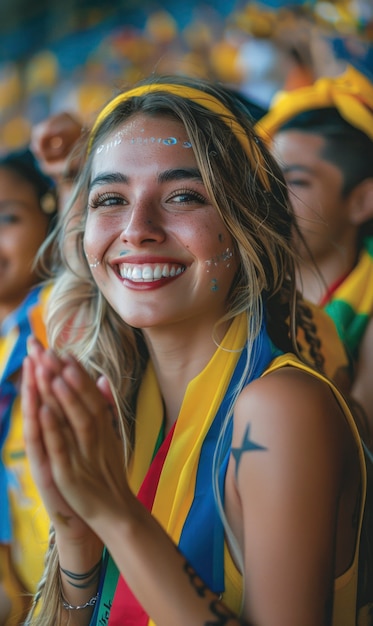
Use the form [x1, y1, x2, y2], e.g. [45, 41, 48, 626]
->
[323, 237, 373, 361]
[90, 313, 278, 626]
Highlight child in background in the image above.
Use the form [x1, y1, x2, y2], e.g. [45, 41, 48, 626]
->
[0, 149, 57, 625]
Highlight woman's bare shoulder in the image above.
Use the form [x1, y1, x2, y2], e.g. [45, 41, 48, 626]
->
[232, 365, 352, 468]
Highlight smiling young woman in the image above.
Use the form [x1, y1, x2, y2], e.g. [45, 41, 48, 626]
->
[21, 75, 369, 626]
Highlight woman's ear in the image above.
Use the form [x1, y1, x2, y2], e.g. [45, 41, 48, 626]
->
[348, 178, 373, 225]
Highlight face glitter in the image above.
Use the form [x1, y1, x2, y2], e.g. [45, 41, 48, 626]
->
[89, 259, 100, 268]
[130, 136, 192, 148]
[205, 247, 234, 271]
[96, 133, 193, 154]
[85, 253, 101, 269]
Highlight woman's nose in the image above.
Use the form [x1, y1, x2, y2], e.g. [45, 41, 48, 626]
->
[120, 201, 166, 245]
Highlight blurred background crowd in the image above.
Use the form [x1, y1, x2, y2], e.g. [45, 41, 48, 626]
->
[0, 0, 372, 154]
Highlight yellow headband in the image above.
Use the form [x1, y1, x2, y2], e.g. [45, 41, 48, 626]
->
[257, 65, 373, 143]
[88, 83, 270, 190]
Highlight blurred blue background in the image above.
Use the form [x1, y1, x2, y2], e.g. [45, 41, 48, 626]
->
[0, 0, 371, 152]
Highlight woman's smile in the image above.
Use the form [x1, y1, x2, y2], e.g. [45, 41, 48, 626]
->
[116, 260, 186, 283]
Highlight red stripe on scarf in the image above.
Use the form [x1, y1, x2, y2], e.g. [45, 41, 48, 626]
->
[319, 270, 350, 306]
[108, 423, 176, 626]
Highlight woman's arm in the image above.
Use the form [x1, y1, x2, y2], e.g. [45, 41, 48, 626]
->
[230, 367, 354, 626]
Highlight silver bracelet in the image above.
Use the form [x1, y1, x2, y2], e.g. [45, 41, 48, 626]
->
[62, 592, 99, 610]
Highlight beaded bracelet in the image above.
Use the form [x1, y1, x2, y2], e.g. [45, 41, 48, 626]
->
[62, 592, 99, 610]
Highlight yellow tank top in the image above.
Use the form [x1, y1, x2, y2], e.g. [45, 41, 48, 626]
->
[222, 353, 367, 626]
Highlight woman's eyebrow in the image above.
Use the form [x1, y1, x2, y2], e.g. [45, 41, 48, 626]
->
[89, 172, 128, 191]
[158, 168, 202, 183]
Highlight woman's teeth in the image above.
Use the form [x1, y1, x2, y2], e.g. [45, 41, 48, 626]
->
[118, 263, 185, 282]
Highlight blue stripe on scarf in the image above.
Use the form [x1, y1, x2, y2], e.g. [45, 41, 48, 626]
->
[178, 324, 277, 593]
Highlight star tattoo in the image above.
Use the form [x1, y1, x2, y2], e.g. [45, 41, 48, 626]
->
[231, 423, 266, 478]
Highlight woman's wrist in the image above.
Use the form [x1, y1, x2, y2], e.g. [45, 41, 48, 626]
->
[55, 532, 103, 610]
[55, 528, 103, 565]
[59, 556, 102, 613]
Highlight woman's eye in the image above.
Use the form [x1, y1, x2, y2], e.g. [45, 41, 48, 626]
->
[88, 193, 126, 209]
[168, 190, 206, 205]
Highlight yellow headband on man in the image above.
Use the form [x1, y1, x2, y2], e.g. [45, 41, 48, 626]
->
[257, 64, 373, 143]
[88, 83, 270, 190]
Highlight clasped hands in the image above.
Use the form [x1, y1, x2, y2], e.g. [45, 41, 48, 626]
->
[22, 338, 130, 540]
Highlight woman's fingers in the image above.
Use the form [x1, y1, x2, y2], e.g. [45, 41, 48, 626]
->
[23, 340, 126, 524]
[29, 340, 67, 418]
[22, 340, 105, 541]
[39, 370, 126, 525]
[27, 338, 110, 428]
[25, 338, 109, 459]
[22, 355, 45, 461]
[50, 371, 101, 458]
[53, 359, 120, 444]
[39, 401, 76, 481]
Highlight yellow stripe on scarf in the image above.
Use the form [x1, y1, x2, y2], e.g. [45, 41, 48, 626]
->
[128, 313, 246, 539]
[257, 64, 373, 143]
